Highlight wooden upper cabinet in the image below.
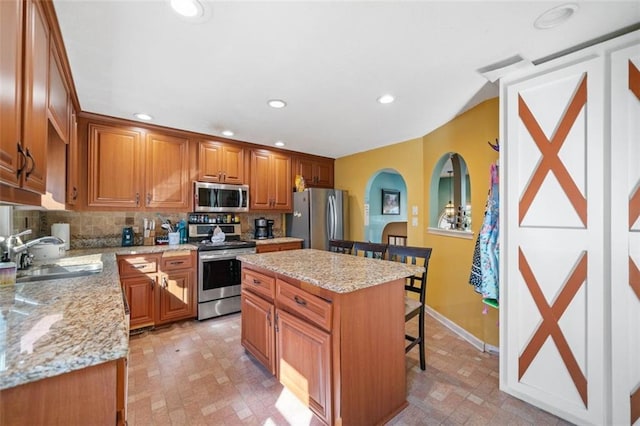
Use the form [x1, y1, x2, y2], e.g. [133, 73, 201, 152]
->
[294, 156, 334, 188]
[0, 0, 48, 196]
[21, 0, 49, 195]
[145, 133, 190, 209]
[198, 140, 245, 184]
[250, 149, 292, 211]
[0, 0, 23, 189]
[48, 42, 69, 143]
[87, 124, 143, 208]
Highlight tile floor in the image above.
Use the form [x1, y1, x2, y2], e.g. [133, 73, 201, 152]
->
[126, 313, 571, 425]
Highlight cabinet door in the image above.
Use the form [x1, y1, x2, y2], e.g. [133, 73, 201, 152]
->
[313, 158, 334, 188]
[145, 133, 190, 209]
[198, 140, 245, 184]
[87, 124, 143, 208]
[241, 290, 275, 374]
[295, 156, 334, 188]
[271, 152, 292, 210]
[21, 0, 49, 194]
[66, 109, 78, 205]
[122, 275, 156, 330]
[0, 0, 23, 188]
[276, 309, 331, 424]
[198, 140, 223, 182]
[221, 144, 245, 184]
[157, 269, 195, 324]
[502, 57, 605, 424]
[48, 44, 69, 142]
[250, 150, 272, 209]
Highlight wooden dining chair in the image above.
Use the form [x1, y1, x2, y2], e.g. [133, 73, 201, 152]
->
[387, 244, 433, 370]
[328, 239, 355, 254]
[352, 241, 388, 259]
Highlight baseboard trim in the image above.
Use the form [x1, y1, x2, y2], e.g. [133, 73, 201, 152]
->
[425, 306, 500, 355]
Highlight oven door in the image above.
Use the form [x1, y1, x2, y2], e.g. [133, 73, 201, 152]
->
[198, 253, 242, 303]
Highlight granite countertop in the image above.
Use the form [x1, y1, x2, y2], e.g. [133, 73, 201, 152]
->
[253, 237, 304, 245]
[0, 244, 197, 391]
[237, 248, 424, 293]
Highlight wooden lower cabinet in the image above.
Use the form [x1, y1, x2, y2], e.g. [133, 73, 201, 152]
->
[0, 359, 125, 425]
[276, 309, 331, 424]
[241, 289, 276, 374]
[241, 264, 407, 425]
[122, 273, 156, 329]
[256, 240, 302, 253]
[118, 251, 196, 330]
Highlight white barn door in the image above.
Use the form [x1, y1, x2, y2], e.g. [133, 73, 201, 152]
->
[611, 43, 640, 426]
[501, 57, 605, 424]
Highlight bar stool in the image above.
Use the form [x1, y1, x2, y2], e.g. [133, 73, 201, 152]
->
[328, 239, 355, 254]
[352, 241, 388, 259]
[388, 244, 433, 370]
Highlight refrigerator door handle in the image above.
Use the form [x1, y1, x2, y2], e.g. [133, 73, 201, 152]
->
[329, 194, 337, 240]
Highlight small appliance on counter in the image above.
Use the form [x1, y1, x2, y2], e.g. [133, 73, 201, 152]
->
[121, 226, 134, 247]
[267, 219, 274, 238]
[254, 217, 269, 239]
[30, 238, 66, 260]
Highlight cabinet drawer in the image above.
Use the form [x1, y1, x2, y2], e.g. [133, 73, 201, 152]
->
[242, 268, 275, 301]
[118, 255, 159, 277]
[276, 279, 332, 332]
[161, 251, 194, 271]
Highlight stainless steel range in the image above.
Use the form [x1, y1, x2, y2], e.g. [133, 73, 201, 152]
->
[190, 220, 256, 320]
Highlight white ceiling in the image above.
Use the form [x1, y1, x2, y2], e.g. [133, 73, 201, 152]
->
[53, 1, 640, 159]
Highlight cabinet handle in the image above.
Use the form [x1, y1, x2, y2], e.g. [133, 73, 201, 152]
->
[146, 193, 151, 206]
[162, 276, 168, 288]
[169, 261, 184, 266]
[71, 186, 78, 200]
[275, 312, 279, 332]
[293, 295, 307, 306]
[16, 143, 27, 177]
[252, 278, 261, 285]
[222, 172, 226, 181]
[25, 148, 35, 179]
[150, 277, 155, 289]
[133, 264, 148, 269]
[135, 192, 140, 207]
[267, 310, 271, 327]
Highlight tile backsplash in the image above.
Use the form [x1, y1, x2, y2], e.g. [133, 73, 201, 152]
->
[11, 209, 284, 249]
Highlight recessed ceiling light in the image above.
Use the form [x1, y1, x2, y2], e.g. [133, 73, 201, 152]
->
[274, 141, 285, 147]
[222, 130, 234, 137]
[268, 99, 287, 109]
[134, 113, 153, 121]
[377, 94, 395, 104]
[169, 0, 203, 17]
[534, 3, 578, 29]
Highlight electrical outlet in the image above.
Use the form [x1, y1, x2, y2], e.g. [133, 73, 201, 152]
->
[412, 205, 418, 215]
[412, 217, 418, 227]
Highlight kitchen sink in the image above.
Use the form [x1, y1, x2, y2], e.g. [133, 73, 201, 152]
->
[16, 262, 103, 283]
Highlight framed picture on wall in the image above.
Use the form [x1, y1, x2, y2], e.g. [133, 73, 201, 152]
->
[382, 189, 400, 215]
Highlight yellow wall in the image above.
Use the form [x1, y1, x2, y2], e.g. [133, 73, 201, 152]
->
[334, 98, 500, 347]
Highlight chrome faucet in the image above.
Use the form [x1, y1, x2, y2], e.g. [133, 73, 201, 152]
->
[0, 229, 65, 269]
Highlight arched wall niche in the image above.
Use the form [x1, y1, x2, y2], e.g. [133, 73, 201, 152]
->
[429, 152, 472, 234]
[363, 169, 408, 243]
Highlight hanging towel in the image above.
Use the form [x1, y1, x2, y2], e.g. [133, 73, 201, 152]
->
[469, 163, 500, 301]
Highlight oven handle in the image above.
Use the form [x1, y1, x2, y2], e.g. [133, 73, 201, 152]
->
[199, 254, 240, 261]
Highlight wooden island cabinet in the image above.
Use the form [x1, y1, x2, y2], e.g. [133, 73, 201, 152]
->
[238, 249, 424, 425]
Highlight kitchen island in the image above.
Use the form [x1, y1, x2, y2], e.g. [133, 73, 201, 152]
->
[0, 244, 195, 424]
[237, 248, 424, 426]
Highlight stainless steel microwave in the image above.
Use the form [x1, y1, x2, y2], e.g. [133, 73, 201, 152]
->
[194, 182, 249, 212]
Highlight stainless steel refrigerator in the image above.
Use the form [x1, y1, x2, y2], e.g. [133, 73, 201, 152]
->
[286, 189, 349, 251]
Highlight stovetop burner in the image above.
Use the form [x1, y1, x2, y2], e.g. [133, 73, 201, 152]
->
[192, 238, 257, 251]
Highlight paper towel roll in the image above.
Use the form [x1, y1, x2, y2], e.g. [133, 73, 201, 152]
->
[51, 223, 70, 250]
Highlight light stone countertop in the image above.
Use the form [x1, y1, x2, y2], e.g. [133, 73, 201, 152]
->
[237, 248, 424, 293]
[252, 237, 304, 245]
[0, 244, 197, 391]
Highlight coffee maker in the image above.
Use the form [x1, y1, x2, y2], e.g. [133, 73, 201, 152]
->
[254, 218, 268, 240]
[266, 219, 274, 238]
